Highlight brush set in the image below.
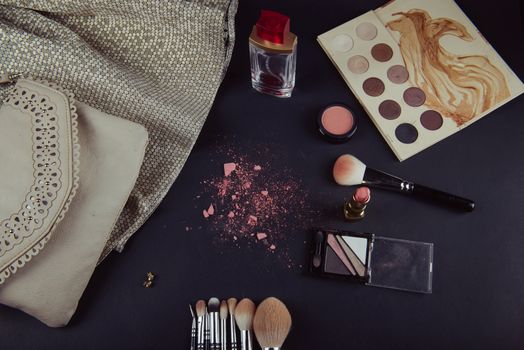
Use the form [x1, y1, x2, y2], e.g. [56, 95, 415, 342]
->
[189, 297, 291, 350]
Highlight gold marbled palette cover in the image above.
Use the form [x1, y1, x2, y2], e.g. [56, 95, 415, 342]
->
[318, 0, 524, 161]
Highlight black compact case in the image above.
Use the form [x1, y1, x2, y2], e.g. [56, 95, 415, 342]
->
[310, 229, 433, 293]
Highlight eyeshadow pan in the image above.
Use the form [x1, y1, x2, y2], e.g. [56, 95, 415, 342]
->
[420, 110, 443, 130]
[347, 55, 369, 74]
[336, 235, 366, 277]
[395, 123, 419, 144]
[331, 34, 354, 52]
[403, 87, 426, 107]
[378, 100, 401, 120]
[362, 77, 385, 97]
[324, 245, 351, 275]
[356, 22, 377, 41]
[327, 233, 356, 275]
[371, 43, 393, 62]
[387, 65, 409, 84]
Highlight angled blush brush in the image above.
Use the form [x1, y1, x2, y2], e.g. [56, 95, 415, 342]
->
[333, 154, 475, 211]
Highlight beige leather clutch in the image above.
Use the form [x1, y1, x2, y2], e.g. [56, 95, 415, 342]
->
[0, 78, 149, 326]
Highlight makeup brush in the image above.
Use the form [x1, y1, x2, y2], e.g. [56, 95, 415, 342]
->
[234, 298, 255, 350]
[333, 154, 475, 211]
[253, 297, 292, 350]
[220, 300, 228, 350]
[205, 306, 210, 350]
[227, 298, 239, 350]
[190, 305, 197, 350]
[196, 300, 206, 350]
[208, 298, 220, 350]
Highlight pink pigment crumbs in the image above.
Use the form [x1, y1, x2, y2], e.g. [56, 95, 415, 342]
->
[198, 152, 313, 268]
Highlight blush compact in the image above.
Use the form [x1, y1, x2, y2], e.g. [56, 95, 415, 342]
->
[317, 103, 358, 143]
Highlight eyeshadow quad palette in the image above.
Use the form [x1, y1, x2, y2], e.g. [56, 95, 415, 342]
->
[310, 229, 433, 293]
[318, 0, 524, 161]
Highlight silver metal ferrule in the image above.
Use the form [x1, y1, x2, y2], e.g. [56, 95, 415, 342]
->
[213, 313, 220, 350]
[220, 319, 227, 350]
[191, 317, 197, 350]
[240, 330, 253, 350]
[196, 316, 205, 350]
[230, 315, 238, 350]
[205, 313, 211, 350]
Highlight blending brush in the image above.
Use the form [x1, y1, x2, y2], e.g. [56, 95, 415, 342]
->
[190, 305, 197, 350]
[234, 298, 256, 350]
[220, 300, 228, 350]
[333, 154, 475, 211]
[228, 298, 239, 350]
[253, 297, 292, 350]
[196, 300, 206, 350]
[208, 298, 220, 350]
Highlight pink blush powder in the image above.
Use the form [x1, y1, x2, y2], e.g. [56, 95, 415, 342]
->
[321, 106, 354, 135]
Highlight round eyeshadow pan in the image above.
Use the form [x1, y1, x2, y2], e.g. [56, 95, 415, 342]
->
[395, 123, 419, 144]
[371, 43, 393, 62]
[347, 55, 369, 74]
[362, 77, 385, 97]
[331, 34, 354, 52]
[317, 103, 357, 143]
[420, 110, 443, 130]
[403, 87, 426, 107]
[356, 22, 377, 41]
[387, 65, 409, 84]
[378, 100, 401, 120]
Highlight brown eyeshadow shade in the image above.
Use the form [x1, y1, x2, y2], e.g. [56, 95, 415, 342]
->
[378, 100, 401, 120]
[420, 110, 443, 130]
[371, 43, 393, 62]
[324, 245, 351, 275]
[395, 123, 418, 144]
[403, 87, 426, 107]
[387, 65, 409, 84]
[362, 77, 385, 97]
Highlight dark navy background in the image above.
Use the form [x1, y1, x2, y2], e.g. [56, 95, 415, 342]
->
[1, 0, 524, 349]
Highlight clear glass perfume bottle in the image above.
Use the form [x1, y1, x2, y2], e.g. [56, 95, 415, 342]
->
[249, 10, 297, 98]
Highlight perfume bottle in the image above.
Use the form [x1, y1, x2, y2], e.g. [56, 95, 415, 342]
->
[249, 10, 297, 98]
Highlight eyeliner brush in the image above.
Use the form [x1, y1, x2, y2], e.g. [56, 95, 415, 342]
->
[190, 305, 197, 350]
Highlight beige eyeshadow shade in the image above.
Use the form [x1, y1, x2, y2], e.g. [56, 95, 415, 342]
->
[347, 55, 369, 74]
[356, 22, 377, 41]
[371, 43, 393, 62]
[387, 65, 409, 84]
[331, 34, 354, 52]
[321, 106, 354, 135]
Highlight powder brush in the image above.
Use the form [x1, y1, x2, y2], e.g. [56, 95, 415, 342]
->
[227, 298, 239, 350]
[234, 298, 256, 350]
[195, 300, 206, 350]
[253, 297, 292, 350]
[333, 154, 475, 211]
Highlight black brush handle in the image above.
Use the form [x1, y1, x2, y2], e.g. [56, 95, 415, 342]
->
[412, 183, 475, 211]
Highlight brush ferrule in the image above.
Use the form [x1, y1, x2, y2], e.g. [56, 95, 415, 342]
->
[197, 316, 205, 350]
[230, 315, 238, 350]
[240, 330, 253, 350]
[191, 318, 197, 350]
[210, 312, 220, 350]
[205, 313, 211, 350]
[220, 319, 227, 350]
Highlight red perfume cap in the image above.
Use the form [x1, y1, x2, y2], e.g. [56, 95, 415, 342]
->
[255, 10, 290, 44]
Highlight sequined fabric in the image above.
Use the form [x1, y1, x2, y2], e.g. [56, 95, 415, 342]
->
[0, 0, 238, 260]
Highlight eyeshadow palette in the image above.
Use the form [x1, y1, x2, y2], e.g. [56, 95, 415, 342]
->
[318, 0, 524, 161]
[310, 229, 433, 293]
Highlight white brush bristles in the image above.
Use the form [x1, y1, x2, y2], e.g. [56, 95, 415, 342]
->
[333, 154, 366, 186]
[234, 298, 256, 331]
[253, 297, 292, 349]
